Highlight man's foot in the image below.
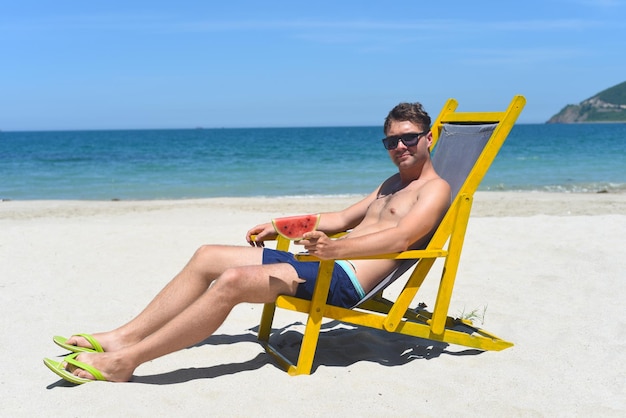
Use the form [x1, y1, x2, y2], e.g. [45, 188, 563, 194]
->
[53, 331, 132, 353]
[44, 352, 135, 384]
[53, 333, 104, 353]
[72, 352, 135, 382]
[44, 353, 106, 384]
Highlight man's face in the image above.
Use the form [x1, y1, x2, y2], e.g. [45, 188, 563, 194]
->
[384, 120, 432, 169]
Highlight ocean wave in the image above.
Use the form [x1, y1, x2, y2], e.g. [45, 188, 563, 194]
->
[481, 182, 626, 194]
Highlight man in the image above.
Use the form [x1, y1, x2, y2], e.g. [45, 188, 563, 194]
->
[45, 102, 451, 383]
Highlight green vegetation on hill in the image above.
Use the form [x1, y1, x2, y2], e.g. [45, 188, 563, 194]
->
[547, 81, 626, 123]
[595, 81, 626, 105]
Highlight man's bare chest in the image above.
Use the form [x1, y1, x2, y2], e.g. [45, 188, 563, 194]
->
[369, 191, 417, 219]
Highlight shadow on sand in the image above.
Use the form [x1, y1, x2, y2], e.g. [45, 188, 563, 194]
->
[132, 320, 482, 385]
[47, 320, 483, 387]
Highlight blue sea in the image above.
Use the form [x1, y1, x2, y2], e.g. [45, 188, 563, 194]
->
[1, 124, 624, 200]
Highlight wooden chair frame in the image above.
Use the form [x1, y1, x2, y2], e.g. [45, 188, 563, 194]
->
[257, 95, 526, 375]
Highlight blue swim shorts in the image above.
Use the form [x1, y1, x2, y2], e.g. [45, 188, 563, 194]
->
[261, 248, 365, 308]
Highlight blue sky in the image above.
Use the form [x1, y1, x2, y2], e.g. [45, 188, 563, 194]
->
[1, 0, 625, 130]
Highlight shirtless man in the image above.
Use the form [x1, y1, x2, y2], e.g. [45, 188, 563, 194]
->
[45, 102, 451, 383]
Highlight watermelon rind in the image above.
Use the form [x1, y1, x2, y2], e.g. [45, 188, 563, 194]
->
[271, 214, 320, 240]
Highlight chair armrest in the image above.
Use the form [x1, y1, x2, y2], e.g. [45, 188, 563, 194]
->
[294, 248, 447, 262]
[250, 231, 347, 242]
[250, 232, 447, 261]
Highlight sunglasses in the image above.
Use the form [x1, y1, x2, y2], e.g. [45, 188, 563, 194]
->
[381, 131, 429, 150]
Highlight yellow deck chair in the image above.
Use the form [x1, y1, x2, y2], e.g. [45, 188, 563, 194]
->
[257, 95, 526, 375]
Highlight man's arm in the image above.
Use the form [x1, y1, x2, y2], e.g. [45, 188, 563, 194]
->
[315, 188, 380, 235]
[300, 178, 450, 259]
[245, 188, 380, 247]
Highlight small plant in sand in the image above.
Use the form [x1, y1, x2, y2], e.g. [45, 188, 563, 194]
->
[458, 305, 488, 325]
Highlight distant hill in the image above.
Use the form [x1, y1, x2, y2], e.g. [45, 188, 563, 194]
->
[547, 81, 626, 123]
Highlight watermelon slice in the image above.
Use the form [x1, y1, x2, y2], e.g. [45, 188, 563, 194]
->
[271, 214, 321, 240]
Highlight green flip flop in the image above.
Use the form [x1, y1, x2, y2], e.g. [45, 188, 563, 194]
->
[53, 333, 104, 353]
[43, 353, 106, 385]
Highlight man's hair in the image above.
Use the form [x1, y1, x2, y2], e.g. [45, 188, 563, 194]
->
[383, 102, 431, 135]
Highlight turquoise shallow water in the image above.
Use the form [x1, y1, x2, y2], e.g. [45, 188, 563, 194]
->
[1, 124, 624, 200]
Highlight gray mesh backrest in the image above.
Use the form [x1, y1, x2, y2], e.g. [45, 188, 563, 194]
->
[432, 123, 497, 201]
[351, 123, 498, 308]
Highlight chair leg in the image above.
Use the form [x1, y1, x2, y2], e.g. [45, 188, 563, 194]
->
[383, 257, 435, 332]
[258, 302, 276, 342]
[291, 305, 325, 375]
[290, 259, 335, 375]
[431, 195, 473, 335]
[258, 236, 287, 345]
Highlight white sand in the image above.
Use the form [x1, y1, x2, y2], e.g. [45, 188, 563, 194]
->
[1, 192, 625, 417]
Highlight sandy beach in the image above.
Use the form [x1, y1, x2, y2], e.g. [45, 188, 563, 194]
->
[1, 192, 625, 417]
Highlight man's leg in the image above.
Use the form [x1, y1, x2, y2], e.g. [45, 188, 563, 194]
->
[68, 261, 302, 382]
[64, 245, 268, 352]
